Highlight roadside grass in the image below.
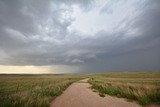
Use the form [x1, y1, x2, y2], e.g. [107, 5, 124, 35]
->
[1, 71, 159, 107]
[0, 74, 84, 107]
[88, 71, 160, 105]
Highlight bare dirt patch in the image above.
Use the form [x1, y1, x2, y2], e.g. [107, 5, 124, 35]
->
[51, 78, 142, 107]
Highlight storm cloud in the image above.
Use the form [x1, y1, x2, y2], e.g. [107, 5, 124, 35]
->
[0, 0, 160, 73]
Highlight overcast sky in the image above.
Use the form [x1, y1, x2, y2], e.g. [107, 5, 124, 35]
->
[0, 0, 160, 73]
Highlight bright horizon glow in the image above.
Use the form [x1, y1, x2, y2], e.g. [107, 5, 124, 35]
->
[0, 65, 53, 74]
[0, 65, 81, 74]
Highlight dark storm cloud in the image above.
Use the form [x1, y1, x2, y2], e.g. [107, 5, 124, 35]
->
[0, 0, 94, 65]
[0, 0, 160, 72]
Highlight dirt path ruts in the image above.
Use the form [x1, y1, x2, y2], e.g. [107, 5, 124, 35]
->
[51, 78, 142, 107]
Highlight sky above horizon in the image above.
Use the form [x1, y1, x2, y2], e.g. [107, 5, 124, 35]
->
[0, 0, 160, 74]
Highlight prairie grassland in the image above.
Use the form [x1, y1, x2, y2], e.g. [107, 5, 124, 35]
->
[0, 71, 159, 107]
[0, 74, 84, 107]
[88, 71, 160, 105]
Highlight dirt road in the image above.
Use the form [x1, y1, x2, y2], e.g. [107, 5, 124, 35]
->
[51, 78, 142, 107]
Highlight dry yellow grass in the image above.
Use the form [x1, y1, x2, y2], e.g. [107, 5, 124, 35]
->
[88, 71, 160, 105]
[0, 74, 84, 107]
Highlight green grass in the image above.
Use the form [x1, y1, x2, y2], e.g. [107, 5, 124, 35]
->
[0, 71, 160, 107]
[88, 71, 160, 105]
[0, 74, 84, 107]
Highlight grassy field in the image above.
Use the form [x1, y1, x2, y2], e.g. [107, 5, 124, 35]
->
[88, 71, 160, 105]
[0, 74, 84, 107]
[0, 71, 160, 107]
